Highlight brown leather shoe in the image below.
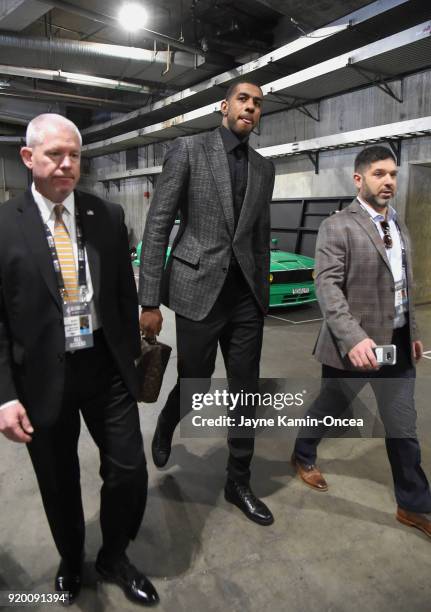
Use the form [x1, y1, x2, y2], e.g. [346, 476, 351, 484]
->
[396, 507, 431, 539]
[291, 454, 328, 491]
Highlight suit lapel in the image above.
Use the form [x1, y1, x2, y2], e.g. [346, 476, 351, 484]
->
[204, 129, 235, 238]
[75, 192, 101, 301]
[18, 189, 62, 312]
[235, 146, 263, 235]
[350, 199, 391, 273]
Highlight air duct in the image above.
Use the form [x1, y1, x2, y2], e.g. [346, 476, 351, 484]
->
[0, 33, 204, 80]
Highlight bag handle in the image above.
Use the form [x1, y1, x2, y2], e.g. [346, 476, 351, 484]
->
[141, 334, 159, 345]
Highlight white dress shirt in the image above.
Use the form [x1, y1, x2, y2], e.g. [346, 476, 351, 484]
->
[1, 185, 100, 411]
[357, 196, 407, 329]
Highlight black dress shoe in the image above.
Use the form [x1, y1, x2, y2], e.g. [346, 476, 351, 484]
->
[96, 552, 159, 606]
[151, 418, 174, 468]
[224, 479, 274, 526]
[54, 558, 82, 606]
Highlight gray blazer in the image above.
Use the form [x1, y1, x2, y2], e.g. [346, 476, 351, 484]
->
[313, 198, 418, 370]
[138, 127, 275, 321]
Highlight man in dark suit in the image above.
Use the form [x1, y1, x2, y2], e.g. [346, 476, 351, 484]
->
[139, 81, 275, 526]
[292, 146, 431, 539]
[0, 114, 159, 604]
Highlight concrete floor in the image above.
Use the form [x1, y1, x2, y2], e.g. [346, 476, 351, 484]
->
[2, 303, 431, 612]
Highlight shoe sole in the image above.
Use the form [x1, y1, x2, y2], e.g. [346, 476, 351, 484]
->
[291, 458, 328, 492]
[396, 514, 431, 539]
[224, 491, 274, 526]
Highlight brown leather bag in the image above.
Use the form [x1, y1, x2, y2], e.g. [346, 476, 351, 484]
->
[136, 336, 172, 403]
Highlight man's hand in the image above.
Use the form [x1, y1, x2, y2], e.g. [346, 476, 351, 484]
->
[348, 338, 379, 369]
[413, 339, 424, 362]
[140, 308, 163, 338]
[0, 401, 34, 443]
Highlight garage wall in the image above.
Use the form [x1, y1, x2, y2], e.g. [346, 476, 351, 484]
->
[251, 68, 431, 220]
[87, 68, 431, 244]
[267, 135, 431, 219]
[85, 142, 167, 246]
[0, 146, 28, 203]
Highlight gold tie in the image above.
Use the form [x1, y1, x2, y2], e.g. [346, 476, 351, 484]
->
[53, 204, 79, 302]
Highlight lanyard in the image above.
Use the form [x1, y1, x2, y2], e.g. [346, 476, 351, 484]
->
[42, 207, 87, 300]
[394, 221, 408, 273]
[367, 211, 407, 274]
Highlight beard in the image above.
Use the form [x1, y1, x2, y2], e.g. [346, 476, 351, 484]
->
[360, 182, 392, 210]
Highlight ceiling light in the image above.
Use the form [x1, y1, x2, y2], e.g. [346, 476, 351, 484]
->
[118, 3, 148, 32]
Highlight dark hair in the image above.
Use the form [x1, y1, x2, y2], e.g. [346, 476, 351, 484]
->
[354, 145, 396, 173]
[224, 80, 263, 100]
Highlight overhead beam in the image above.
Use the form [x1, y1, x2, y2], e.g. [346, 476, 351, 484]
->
[258, 116, 431, 158]
[0, 135, 24, 144]
[99, 166, 163, 182]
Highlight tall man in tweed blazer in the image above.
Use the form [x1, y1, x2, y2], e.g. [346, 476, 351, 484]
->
[292, 146, 431, 539]
[139, 81, 275, 526]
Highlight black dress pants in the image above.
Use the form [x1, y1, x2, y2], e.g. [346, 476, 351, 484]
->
[294, 325, 431, 513]
[160, 265, 264, 484]
[27, 330, 147, 567]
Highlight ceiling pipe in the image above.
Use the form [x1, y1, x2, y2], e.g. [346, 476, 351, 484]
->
[0, 64, 157, 94]
[46, 0, 205, 57]
[0, 32, 201, 69]
[0, 89, 138, 111]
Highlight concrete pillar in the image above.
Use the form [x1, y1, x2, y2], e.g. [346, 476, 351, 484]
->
[406, 163, 431, 305]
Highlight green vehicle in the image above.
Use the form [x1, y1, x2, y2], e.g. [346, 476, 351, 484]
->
[268, 239, 316, 308]
[133, 241, 170, 267]
[133, 238, 316, 309]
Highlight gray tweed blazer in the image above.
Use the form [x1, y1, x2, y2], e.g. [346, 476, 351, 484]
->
[313, 198, 418, 370]
[138, 127, 275, 320]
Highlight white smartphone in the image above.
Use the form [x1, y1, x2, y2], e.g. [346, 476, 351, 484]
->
[373, 345, 397, 366]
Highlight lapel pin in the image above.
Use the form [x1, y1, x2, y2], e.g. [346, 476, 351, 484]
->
[87, 210, 95, 215]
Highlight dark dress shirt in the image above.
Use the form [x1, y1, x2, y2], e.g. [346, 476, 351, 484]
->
[219, 125, 249, 228]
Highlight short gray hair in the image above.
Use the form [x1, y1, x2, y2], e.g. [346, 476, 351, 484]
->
[26, 113, 82, 147]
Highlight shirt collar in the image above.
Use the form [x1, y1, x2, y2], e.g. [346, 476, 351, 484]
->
[219, 125, 248, 153]
[31, 182, 75, 223]
[357, 195, 397, 223]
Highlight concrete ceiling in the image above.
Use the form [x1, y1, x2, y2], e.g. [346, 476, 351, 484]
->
[0, 0, 425, 136]
[253, 0, 375, 23]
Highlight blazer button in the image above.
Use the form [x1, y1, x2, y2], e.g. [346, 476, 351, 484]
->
[222, 267, 228, 273]
[388, 314, 394, 320]
[57, 353, 64, 363]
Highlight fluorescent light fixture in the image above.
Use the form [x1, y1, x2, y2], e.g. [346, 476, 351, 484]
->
[118, 3, 148, 32]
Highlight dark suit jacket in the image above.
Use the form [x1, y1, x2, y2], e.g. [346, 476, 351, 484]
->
[313, 198, 418, 370]
[138, 127, 275, 320]
[0, 188, 141, 427]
